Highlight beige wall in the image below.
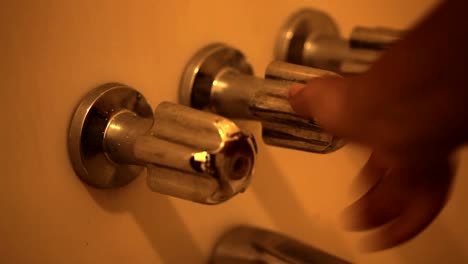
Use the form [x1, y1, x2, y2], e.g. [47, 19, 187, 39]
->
[4, 0, 468, 263]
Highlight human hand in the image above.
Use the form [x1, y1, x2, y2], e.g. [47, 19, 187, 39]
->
[288, 0, 468, 251]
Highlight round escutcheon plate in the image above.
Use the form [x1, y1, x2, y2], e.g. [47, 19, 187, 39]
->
[68, 83, 153, 188]
[275, 8, 340, 65]
[179, 43, 253, 110]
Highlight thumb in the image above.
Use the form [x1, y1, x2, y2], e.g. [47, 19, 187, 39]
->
[288, 76, 354, 137]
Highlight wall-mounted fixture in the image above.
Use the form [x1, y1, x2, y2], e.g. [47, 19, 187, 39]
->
[180, 43, 344, 153]
[211, 225, 351, 263]
[68, 83, 256, 204]
[275, 8, 400, 74]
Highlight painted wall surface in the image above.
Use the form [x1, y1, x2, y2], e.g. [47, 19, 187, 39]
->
[4, 0, 468, 263]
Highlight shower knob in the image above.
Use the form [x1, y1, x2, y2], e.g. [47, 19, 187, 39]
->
[68, 83, 256, 204]
[275, 8, 401, 73]
[180, 43, 344, 154]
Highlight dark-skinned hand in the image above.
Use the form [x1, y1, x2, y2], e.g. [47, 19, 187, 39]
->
[289, 0, 468, 251]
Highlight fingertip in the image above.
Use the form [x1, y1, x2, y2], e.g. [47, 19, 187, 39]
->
[287, 84, 315, 119]
[287, 78, 328, 118]
[289, 76, 356, 138]
[288, 83, 305, 98]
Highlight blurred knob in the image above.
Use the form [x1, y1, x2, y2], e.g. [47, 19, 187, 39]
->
[275, 8, 401, 74]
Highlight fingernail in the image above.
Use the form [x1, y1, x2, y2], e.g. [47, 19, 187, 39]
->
[288, 84, 305, 99]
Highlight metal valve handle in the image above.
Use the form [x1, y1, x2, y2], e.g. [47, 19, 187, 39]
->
[179, 43, 344, 153]
[68, 83, 256, 204]
[275, 8, 401, 74]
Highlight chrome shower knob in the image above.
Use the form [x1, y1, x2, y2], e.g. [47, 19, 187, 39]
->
[68, 83, 256, 204]
[275, 8, 401, 74]
[180, 43, 344, 153]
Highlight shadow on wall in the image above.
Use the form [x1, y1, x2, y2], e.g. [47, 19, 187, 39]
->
[85, 177, 204, 264]
[391, 219, 467, 264]
[249, 145, 353, 260]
